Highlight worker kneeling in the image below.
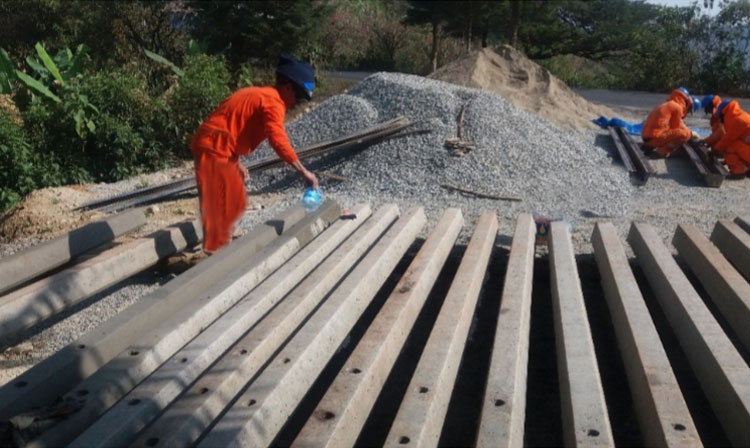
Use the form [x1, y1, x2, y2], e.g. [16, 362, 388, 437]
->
[641, 87, 695, 157]
[713, 99, 750, 179]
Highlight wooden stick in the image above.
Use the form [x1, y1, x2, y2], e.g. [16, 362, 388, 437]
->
[318, 171, 349, 182]
[457, 104, 466, 139]
[441, 183, 522, 202]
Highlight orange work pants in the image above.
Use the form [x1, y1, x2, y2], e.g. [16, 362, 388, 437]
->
[722, 140, 750, 175]
[643, 128, 692, 156]
[193, 151, 246, 253]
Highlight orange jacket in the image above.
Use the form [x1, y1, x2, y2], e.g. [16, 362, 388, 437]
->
[191, 86, 298, 164]
[704, 114, 725, 148]
[714, 101, 750, 153]
[641, 90, 690, 140]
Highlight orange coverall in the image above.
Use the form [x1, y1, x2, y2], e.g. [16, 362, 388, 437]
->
[191, 87, 299, 252]
[641, 90, 692, 156]
[704, 96, 725, 148]
[714, 101, 750, 175]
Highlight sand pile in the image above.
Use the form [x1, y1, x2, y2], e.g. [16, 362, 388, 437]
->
[429, 45, 618, 130]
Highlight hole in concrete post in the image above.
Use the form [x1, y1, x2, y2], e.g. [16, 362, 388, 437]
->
[145, 437, 160, 446]
[248, 399, 256, 406]
[673, 423, 686, 431]
[320, 410, 335, 420]
[351, 368, 362, 374]
[76, 389, 88, 396]
[128, 399, 141, 406]
[199, 387, 209, 395]
[77, 344, 86, 349]
[240, 349, 248, 355]
[495, 399, 506, 407]
[180, 358, 188, 363]
[587, 429, 600, 437]
[399, 436, 410, 444]
[130, 350, 139, 356]
[419, 387, 428, 393]
[14, 381, 27, 388]
[283, 358, 291, 364]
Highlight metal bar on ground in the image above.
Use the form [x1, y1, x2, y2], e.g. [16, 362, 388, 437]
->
[0, 219, 201, 344]
[592, 223, 700, 447]
[477, 213, 536, 448]
[673, 224, 750, 352]
[384, 212, 497, 448]
[681, 143, 723, 188]
[20, 202, 341, 448]
[711, 220, 750, 281]
[0, 208, 146, 295]
[293, 209, 463, 448]
[72, 204, 372, 448]
[616, 127, 655, 182]
[0, 205, 306, 420]
[608, 127, 636, 173]
[132, 204, 401, 448]
[197, 207, 426, 448]
[549, 221, 614, 447]
[734, 216, 750, 235]
[628, 222, 750, 447]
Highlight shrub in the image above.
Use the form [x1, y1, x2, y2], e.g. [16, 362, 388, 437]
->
[166, 54, 231, 156]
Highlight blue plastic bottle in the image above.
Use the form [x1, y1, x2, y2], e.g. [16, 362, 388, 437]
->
[301, 187, 322, 212]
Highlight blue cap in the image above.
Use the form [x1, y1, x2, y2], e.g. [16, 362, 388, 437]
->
[276, 53, 315, 100]
[717, 99, 731, 118]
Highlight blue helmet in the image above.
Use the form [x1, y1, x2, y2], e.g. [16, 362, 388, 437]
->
[717, 100, 732, 119]
[276, 53, 315, 101]
[678, 87, 690, 97]
[701, 95, 715, 109]
[692, 96, 701, 113]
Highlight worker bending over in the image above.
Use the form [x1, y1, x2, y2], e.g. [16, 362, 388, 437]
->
[191, 54, 319, 253]
[701, 94, 725, 148]
[713, 99, 750, 179]
[641, 87, 696, 157]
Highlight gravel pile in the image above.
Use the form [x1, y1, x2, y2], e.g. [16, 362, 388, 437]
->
[248, 72, 634, 239]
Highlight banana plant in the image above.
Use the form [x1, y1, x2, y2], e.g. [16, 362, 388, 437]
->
[144, 49, 185, 77]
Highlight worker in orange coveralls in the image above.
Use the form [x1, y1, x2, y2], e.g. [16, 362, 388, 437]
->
[713, 99, 750, 179]
[700, 94, 725, 148]
[191, 54, 319, 253]
[641, 87, 695, 157]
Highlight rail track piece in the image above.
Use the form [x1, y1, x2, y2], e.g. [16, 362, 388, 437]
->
[72, 204, 374, 448]
[132, 204, 400, 448]
[0, 204, 307, 420]
[614, 126, 655, 183]
[734, 216, 750, 235]
[592, 223, 700, 447]
[0, 208, 146, 295]
[687, 139, 728, 187]
[608, 127, 636, 174]
[549, 221, 614, 447]
[293, 209, 464, 448]
[477, 213, 535, 448]
[384, 212, 498, 448]
[681, 142, 723, 188]
[628, 222, 750, 447]
[0, 219, 201, 344]
[673, 224, 750, 352]
[19, 202, 340, 448]
[197, 207, 426, 448]
[711, 220, 750, 281]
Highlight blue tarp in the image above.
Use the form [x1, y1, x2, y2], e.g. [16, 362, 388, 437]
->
[592, 116, 710, 137]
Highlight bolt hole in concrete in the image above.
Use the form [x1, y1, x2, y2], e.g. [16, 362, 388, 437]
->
[495, 399, 506, 407]
[247, 399, 256, 406]
[240, 349, 248, 355]
[14, 381, 27, 388]
[145, 437, 160, 447]
[180, 357, 187, 363]
[588, 429, 600, 437]
[351, 367, 362, 374]
[199, 387, 209, 394]
[419, 386, 428, 393]
[77, 344, 86, 349]
[673, 423, 686, 431]
[130, 350, 139, 356]
[399, 436, 411, 444]
[128, 399, 141, 406]
[76, 389, 88, 396]
[283, 357, 291, 364]
[322, 410, 335, 420]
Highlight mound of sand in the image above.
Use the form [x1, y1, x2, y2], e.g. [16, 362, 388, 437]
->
[429, 45, 617, 130]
